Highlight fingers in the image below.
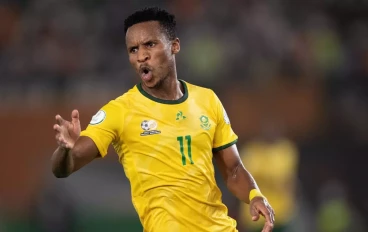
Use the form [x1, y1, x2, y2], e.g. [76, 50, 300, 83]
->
[261, 207, 275, 225]
[250, 206, 260, 221]
[53, 124, 60, 132]
[54, 123, 69, 147]
[261, 216, 274, 232]
[259, 206, 275, 232]
[54, 130, 72, 148]
[55, 131, 66, 146]
[251, 214, 260, 222]
[262, 221, 274, 232]
[54, 113, 75, 148]
[71, 109, 79, 123]
[55, 115, 65, 126]
[250, 198, 275, 232]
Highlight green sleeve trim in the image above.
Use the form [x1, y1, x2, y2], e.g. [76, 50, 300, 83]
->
[212, 139, 238, 153]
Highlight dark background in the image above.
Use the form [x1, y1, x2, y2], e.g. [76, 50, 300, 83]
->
[1, 0, 367, 231]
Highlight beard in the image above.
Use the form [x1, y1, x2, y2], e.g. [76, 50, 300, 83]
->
[149, 74, 168, 89]
[146, 64, 173, 90]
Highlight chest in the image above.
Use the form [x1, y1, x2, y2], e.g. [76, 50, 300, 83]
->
[121, 103, 217, 156]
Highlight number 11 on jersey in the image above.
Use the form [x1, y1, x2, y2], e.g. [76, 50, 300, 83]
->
[177, 135, 194, 165]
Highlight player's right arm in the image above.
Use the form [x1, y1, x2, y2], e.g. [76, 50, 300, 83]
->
[51, 100, 124, 178]
[51, 110, 100, 178]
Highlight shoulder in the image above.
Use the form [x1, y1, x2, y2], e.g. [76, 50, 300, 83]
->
[184, 80, 217, 99]
[95, 85, 140, 119]
[184, 81, 222, 116]
[112, 85, 141, 109]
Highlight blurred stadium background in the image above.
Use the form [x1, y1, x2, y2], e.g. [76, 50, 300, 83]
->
[1, 0, 368, 231]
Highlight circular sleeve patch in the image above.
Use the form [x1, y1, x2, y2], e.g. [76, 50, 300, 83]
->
[223, 108, 230, 124]
[90, 110, 106, 125]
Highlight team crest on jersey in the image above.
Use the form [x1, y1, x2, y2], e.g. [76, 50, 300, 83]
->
[140, 120, 161, 136]
[199, 115, 211, 130]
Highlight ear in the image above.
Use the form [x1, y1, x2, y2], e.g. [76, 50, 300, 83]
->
[171, 38, 180, 54]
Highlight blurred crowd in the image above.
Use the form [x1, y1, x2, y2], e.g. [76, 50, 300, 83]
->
[1, 0, 368, 231]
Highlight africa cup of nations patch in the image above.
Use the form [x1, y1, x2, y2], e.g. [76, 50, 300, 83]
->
[140, 119, 161, 136]
[90, 110, 106, 125]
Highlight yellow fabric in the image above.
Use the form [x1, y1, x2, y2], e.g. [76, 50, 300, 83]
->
[80, 80, 238, 232]
[239, 139, 298, 228]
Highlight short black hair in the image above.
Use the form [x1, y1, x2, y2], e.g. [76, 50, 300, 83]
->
[124, 7, 177, 40]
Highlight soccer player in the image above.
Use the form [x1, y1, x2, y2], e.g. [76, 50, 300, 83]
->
[51, 7, 275, 232]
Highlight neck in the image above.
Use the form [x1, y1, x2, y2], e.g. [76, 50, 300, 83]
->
[141, 74, 184, 101]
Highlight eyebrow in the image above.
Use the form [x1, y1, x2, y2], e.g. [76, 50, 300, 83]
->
[127, 39, 160, 51]
[144, 39, 159, 44]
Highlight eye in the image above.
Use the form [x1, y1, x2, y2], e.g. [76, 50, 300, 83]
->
[146, 42, 156, 48]
[130, 47, 138, 54]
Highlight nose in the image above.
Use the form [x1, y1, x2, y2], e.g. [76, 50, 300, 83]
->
[137, 49, 149, 63]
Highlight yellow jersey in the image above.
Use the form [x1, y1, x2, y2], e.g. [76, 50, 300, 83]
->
[80, 80, 238, 232]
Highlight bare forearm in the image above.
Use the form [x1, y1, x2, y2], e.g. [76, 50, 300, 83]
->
[214, 145, 260, 204]
[214, 146, 275, 228]
[51, 136, 100, 178]
[226, 163, 259, 204]
[51, 146, 74, 178]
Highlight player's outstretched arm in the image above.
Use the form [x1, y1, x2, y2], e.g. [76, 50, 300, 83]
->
[51, 110, 99, 178]
[214, 144, 275, 232]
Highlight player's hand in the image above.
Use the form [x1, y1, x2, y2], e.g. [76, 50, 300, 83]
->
[53, 109, 81, 149]
[250, 197, 275, 232]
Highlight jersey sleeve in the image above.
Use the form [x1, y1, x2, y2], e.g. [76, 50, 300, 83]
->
[212, 91, 238, 152]
[79, 100, 124, 157]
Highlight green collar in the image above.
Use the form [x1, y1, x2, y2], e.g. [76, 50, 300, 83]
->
[137, 80, 188, 104]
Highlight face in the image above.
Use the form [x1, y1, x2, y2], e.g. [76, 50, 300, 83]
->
[126, 21, 180, 88]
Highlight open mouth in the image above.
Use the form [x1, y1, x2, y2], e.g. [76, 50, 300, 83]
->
[140, 66, 153, 81]
[139, 65, 151, 74]
[143, 68, 149, 74]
